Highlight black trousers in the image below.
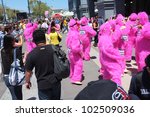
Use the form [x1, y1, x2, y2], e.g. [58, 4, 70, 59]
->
[38, 82, 61, 100]
[4, 76, 23, 100]
[94, 29, 98, 44]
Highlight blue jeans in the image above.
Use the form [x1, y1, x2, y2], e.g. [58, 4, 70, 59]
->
[62, 26, 68, 33]
[38, 82, 61, 100]
[3, 75, 23, 100]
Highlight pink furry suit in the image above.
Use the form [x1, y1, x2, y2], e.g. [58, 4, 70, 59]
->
[98, 23, 124, 86]
[111, 14, 125, 49]
[66, 19, 83, 83]
[79, 17, 96, 61]
[125, 13, 138, 61]
[135, 12, 150, 71]
[112, 14, 132, 64]
[24, 23, 38, 53]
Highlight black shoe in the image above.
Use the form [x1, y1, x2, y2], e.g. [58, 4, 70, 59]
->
[81, 75, 85, 82]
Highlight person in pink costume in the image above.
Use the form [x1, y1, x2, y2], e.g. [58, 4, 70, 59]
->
[111, 14, 125, 49]
[23, 23, 38, 63]
[125, 13, 138, 61]
[98, 23, 124, 86]
[136, 12, 150, 71]
[79, 17, 96, 61]
[24, 23, 38, 53]
[66, 19, 83, 84]
[115, 14, 124, 27]
[113, 14, 131, 63]
[108, 19, 116, 44]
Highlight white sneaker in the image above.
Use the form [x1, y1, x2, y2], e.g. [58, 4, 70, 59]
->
[71, 81, 82, 85]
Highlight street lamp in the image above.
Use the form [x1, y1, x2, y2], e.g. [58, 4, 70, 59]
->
[1, 0, 7, 24]
[37, 0, 41, 17]
[94, 9, 98, 13]
[27, 0, 31, 16]
[94, 8, 98, 16]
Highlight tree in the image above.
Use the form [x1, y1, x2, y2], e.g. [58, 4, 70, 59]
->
[0, 5, 19, 22]
[0, 5, 3, 21]
[29, 0, 51, 17]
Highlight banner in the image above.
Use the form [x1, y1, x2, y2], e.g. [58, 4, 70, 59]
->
[45, 11, 49, 17]
[0, 100, 149, 117]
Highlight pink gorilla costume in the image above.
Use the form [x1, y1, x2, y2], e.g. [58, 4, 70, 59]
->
[136, 12, 150, 71]
[113, 14, 131, 62]
[112, 14, 125, 49]
[79, 17, 96, 61]
[98, 23, 124, 85]
[66, 19, 83, 83]
[125, 13, 138, 61]
[24, 23, 38, 53]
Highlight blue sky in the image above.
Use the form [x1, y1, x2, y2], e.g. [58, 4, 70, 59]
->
[3, 0, 68, 11]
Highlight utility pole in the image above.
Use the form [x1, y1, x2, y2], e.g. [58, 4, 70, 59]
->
[37, 0, 41, 18]
[27, 0, 31, 16]
[1, 0, 7, 24]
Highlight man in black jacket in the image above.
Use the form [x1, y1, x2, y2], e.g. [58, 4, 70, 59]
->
[128, 54, 150, 100]
[25, 29, 61, 100]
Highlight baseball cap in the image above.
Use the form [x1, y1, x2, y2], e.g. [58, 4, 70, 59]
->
[75, 79, 130, 100]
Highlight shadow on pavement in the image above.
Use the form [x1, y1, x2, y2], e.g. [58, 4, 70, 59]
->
[27, 97, 37, 100]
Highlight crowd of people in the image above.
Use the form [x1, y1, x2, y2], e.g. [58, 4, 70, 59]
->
[0, 11, 150, 100]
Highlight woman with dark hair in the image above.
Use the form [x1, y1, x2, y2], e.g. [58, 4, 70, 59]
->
[4, 25, 13, 34]
[92, 19, 99, 47]
[1, 34, 23, 100]
[48, 27, 62, 46]
[47, 21, 60, 34]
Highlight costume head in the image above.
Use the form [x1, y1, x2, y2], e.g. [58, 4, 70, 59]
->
[69, 19, 78, 30]
[137, 12, 149, 25]
[99, 23, 111, 35]
[116, 14, 124, 26]
[108, 19, 116, 32]
[80, 17, 88, 26]
[129, 13, 138, 21]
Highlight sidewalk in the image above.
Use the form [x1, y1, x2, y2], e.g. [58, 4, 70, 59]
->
[0, 74, 39, 100]
[0, 33, 135, 100]
[0, 46, 100, 100]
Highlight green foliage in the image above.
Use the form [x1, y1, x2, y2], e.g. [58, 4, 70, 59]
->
[29, 0, 52, 17]
[0, 5, 3, 20]
[0, 4, 20, 21]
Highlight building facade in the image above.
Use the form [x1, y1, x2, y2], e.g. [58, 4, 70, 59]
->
[68, 0, 115, 19]
[79, 0, 89, 17]
[95, 0, 115, 19]
[68, 0, 150, 20]
[68, 0, 89, 19]
[68, 0, 80, 18]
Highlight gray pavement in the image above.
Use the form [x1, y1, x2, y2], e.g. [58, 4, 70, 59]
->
[0, 33, 137, 100]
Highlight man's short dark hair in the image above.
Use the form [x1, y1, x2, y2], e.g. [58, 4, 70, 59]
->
[145, 54, 150, 68]
[33, 29, 46, 44]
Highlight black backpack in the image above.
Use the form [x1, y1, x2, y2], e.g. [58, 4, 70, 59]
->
[52, 45, 70, 80]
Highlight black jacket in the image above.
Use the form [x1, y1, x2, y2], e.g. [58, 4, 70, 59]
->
[128, 68, 150, 100]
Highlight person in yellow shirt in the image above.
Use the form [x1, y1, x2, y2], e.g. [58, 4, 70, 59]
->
[62, 19, 68, 33]
[48, 27, 62, 46]
[45, 33, 50, 45]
